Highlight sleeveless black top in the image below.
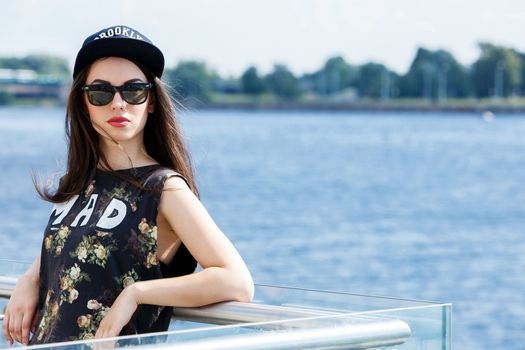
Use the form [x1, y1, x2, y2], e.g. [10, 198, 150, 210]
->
[30, 165, 197, 344]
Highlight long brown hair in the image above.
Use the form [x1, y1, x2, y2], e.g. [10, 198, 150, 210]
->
[35, 60, 199, 202]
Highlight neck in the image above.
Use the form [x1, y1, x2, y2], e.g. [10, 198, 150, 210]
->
[99, 138, 157, 170]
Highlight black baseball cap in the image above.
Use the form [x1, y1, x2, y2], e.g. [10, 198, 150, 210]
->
[73, 25, 165, 79]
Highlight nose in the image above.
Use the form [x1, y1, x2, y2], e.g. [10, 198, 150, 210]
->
[110, 91, 127, 110]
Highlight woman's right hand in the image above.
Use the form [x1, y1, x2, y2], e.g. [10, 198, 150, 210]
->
[2, 272, 39, 346]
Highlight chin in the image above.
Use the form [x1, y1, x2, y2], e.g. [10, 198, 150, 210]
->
[100, 130, 141, 144]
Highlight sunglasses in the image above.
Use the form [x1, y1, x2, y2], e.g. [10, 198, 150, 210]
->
[82, 82, 153, 106]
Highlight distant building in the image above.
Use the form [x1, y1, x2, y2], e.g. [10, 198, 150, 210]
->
[0, 69, 66, 102]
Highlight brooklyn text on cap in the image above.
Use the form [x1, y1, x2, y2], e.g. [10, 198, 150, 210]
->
[73, 25, 165, 78]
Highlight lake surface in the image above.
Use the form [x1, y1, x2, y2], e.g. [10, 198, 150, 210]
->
[1, 107, 524, 349]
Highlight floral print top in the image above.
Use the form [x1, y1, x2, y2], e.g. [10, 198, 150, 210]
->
[30, 165, 197, 344]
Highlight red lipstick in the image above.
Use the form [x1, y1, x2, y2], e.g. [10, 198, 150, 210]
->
[107, 115, 130, 127]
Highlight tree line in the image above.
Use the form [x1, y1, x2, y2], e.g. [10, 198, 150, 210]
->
[1, 42, 524, 103]
[168, 43, 524, 102]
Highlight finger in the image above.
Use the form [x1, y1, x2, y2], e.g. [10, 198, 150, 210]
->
[22, 312, 33, 345]
[8, 314, 17, 344]
[2, 312, 13, 346]
[31, 311, 39, 334]
[13, 313, 23, 344]
[8, 314, 17, 343]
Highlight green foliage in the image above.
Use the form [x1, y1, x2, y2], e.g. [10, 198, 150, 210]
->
[302, 56, 356, 95]
[165, 60, 213, 102]
[355, 63, 398, 98]
[444, 58, 471, 98]
[398, 48, 470, 99]
[520, 52, 525, 93]
[212, 76, 242, 94]
[471, 43, 522, 97]
[0, 54, 70, 77]
[241, 66, 266, 94]
[264, 64, 301, 100]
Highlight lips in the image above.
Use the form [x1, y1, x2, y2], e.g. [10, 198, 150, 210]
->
[107, 115, 130, 127]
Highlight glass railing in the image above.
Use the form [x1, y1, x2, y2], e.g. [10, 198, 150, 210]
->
[0, 259, 451, 349]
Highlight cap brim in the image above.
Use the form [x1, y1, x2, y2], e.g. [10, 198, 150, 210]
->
[73, 38, 164, 78]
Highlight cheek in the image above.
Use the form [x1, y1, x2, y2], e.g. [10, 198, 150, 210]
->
[86, 107, 99, 124]
[135, 102, 151, 120]
[138, 108, 150, 127]
[83, 105, 106, 132]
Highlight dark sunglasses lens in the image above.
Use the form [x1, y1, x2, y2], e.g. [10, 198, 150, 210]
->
[86, 85, 114, 106]
[121, 84, 149, 104]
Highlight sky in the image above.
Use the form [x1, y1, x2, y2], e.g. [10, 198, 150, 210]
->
[1, 0, 524, 77]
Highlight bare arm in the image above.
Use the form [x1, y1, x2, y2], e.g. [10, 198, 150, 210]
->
[95, 177, 254, 339]
[133, 176, 253, 306]
[2, 256, 40, 346]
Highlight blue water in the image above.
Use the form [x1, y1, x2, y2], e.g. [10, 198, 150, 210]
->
[1, 107, 524, 349]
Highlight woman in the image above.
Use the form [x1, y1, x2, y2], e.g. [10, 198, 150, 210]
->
[2, 25, 254, 345]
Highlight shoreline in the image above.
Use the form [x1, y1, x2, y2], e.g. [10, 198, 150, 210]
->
[2, 101, 525, 114]
[189, 101, 525, 114]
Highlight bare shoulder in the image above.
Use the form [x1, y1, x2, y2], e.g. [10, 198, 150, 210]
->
[159, 175, 205, 221]
[163, 175, 191, 192]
